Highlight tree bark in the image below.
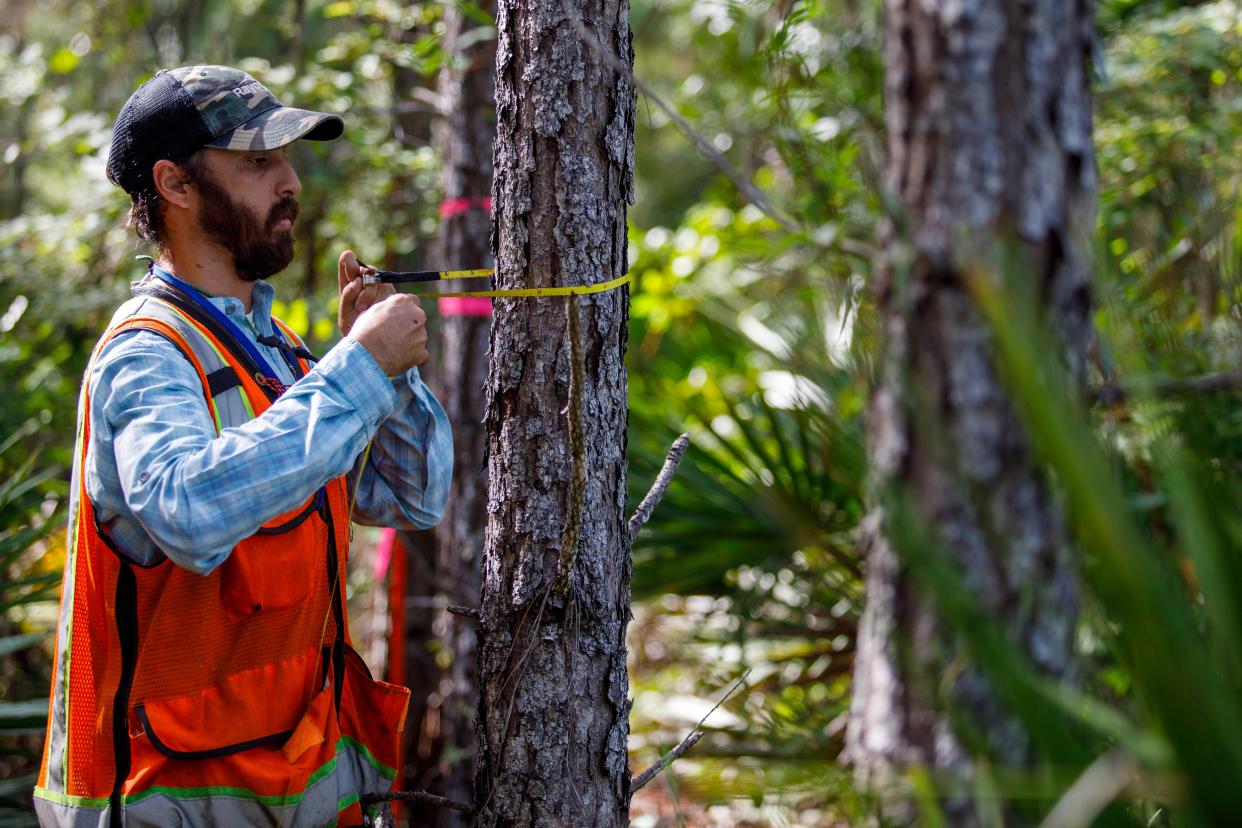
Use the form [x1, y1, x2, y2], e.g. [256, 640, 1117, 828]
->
[845, 0, 1095, 822]
[474, 0, 635, 822]
[422, 0, 498, 823]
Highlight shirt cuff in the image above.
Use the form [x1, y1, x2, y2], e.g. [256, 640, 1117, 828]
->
[390, 365, 424, 402]
[316, 337, 399, 427]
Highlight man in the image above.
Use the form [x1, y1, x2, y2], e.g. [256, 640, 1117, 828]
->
[33, 66, 452, 827]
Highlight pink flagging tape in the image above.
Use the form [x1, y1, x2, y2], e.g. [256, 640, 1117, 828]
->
[440, 196, 492, 218]
[374, 527, 398, 580]
[437, 196, 492, 313]
[439, 296, 493, 317]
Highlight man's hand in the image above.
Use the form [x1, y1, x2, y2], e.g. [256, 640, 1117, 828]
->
[348, 294, 430, 376]
[337, 250, 395, 337]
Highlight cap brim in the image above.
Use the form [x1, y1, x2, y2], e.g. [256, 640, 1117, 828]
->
[206, 106, 343, 152]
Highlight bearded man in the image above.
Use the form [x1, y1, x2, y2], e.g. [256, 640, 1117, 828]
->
[34, 66, 452, 827]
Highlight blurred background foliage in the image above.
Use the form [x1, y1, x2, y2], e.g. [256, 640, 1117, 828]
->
[1, 0, 1241, 825]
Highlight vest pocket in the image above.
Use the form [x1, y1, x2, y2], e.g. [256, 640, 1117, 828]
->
[337, 644, 411, 789]
[219, 488, 323, 617]
[136, 703, 293, 759]
[131, 647, 318, 760]
[123, 646, 341, 825]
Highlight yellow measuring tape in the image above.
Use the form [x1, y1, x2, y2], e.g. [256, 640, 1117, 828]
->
[430, 273, 631, 299]
[360, 264, 631, 299]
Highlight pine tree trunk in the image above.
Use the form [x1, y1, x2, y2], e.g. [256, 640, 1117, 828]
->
[845, 1, 1096, 822]
[474, 0, 635, 821]
[386, 10, 445, 816]
[425, 0, 497, 823]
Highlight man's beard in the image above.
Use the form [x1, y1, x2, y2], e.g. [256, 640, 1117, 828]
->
[193, 168, 299, 282]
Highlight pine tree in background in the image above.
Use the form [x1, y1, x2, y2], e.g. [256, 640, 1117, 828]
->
[385, 9, 445, 817]
[424, 0, 497, 822]
[845, 0, 1096, 823]
[473, 0, 636, 820]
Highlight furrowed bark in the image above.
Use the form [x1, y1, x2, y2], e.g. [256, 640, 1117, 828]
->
[474, 0, 636, 822]
[845, 1, 1096, 823]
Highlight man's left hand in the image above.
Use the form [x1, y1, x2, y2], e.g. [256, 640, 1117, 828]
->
[337, 250, 395, 337]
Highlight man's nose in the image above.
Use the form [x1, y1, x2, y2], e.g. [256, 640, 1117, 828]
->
[278, 155, 302, 198]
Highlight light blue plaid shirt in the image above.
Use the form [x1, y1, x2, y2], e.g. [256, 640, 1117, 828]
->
[80, 278, 452, 574]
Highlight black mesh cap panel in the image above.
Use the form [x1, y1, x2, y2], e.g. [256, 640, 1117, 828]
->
[106, 71, 214, 197]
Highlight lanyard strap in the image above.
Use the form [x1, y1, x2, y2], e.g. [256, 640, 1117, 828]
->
[258, 333, 307, 381]
[256, 331, 317, 380]
[148, 266, 288, 387]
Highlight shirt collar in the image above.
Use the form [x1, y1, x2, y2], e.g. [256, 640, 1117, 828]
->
[207, 280, 275, 335]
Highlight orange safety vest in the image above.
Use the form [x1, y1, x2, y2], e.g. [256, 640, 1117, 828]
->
[35, 283, 409, 827]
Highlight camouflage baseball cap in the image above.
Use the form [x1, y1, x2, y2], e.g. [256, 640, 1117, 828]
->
[107, 65, 343, 197]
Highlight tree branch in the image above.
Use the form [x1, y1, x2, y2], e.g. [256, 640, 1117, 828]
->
[447, 604, 481, 620]
[360, 789, 473, 813]
[629, 669, 751, 796]
[563, 9, 875, 261]
[628, 433, 690, 543]
[631, 731, 704, 793]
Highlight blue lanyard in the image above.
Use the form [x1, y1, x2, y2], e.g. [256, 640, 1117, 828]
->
[149, 266, 290, 385]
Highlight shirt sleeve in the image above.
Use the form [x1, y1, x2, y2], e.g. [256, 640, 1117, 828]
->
[346, 366, 453, 530]
[87, 330, 399, 575]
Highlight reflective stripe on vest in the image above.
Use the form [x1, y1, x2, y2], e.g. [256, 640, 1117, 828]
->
[36, 293, 408, 828]
[34, 737, 396, 827]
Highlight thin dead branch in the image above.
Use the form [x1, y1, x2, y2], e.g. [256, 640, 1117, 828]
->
[360, 789, 474, 813]
[628, 433, 690, 543]
[447, 604, 481, 620]
[570, 9, 791, 232]
[629, 668, 751, 796]
[563, 12, 876, 261]
[631, 731, 704, 793]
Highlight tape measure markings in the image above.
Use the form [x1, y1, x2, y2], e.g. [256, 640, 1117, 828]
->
[358, 262, 631, 300]
[426, 274, 631, 299]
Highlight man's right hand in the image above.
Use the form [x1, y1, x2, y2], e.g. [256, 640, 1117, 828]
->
[347, 293, 430, 376]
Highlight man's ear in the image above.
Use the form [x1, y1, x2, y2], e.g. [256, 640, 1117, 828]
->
[152, 159, 194, 209]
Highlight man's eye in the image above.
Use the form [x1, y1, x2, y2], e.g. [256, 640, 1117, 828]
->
[250, 156, 269, 166]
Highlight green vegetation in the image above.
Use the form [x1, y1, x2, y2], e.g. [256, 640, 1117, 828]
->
[2, 0, 1241, 824]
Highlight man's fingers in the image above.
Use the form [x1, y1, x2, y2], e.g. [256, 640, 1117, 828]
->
[340, 277, 362, 308]
[338, 250, 360, 292]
